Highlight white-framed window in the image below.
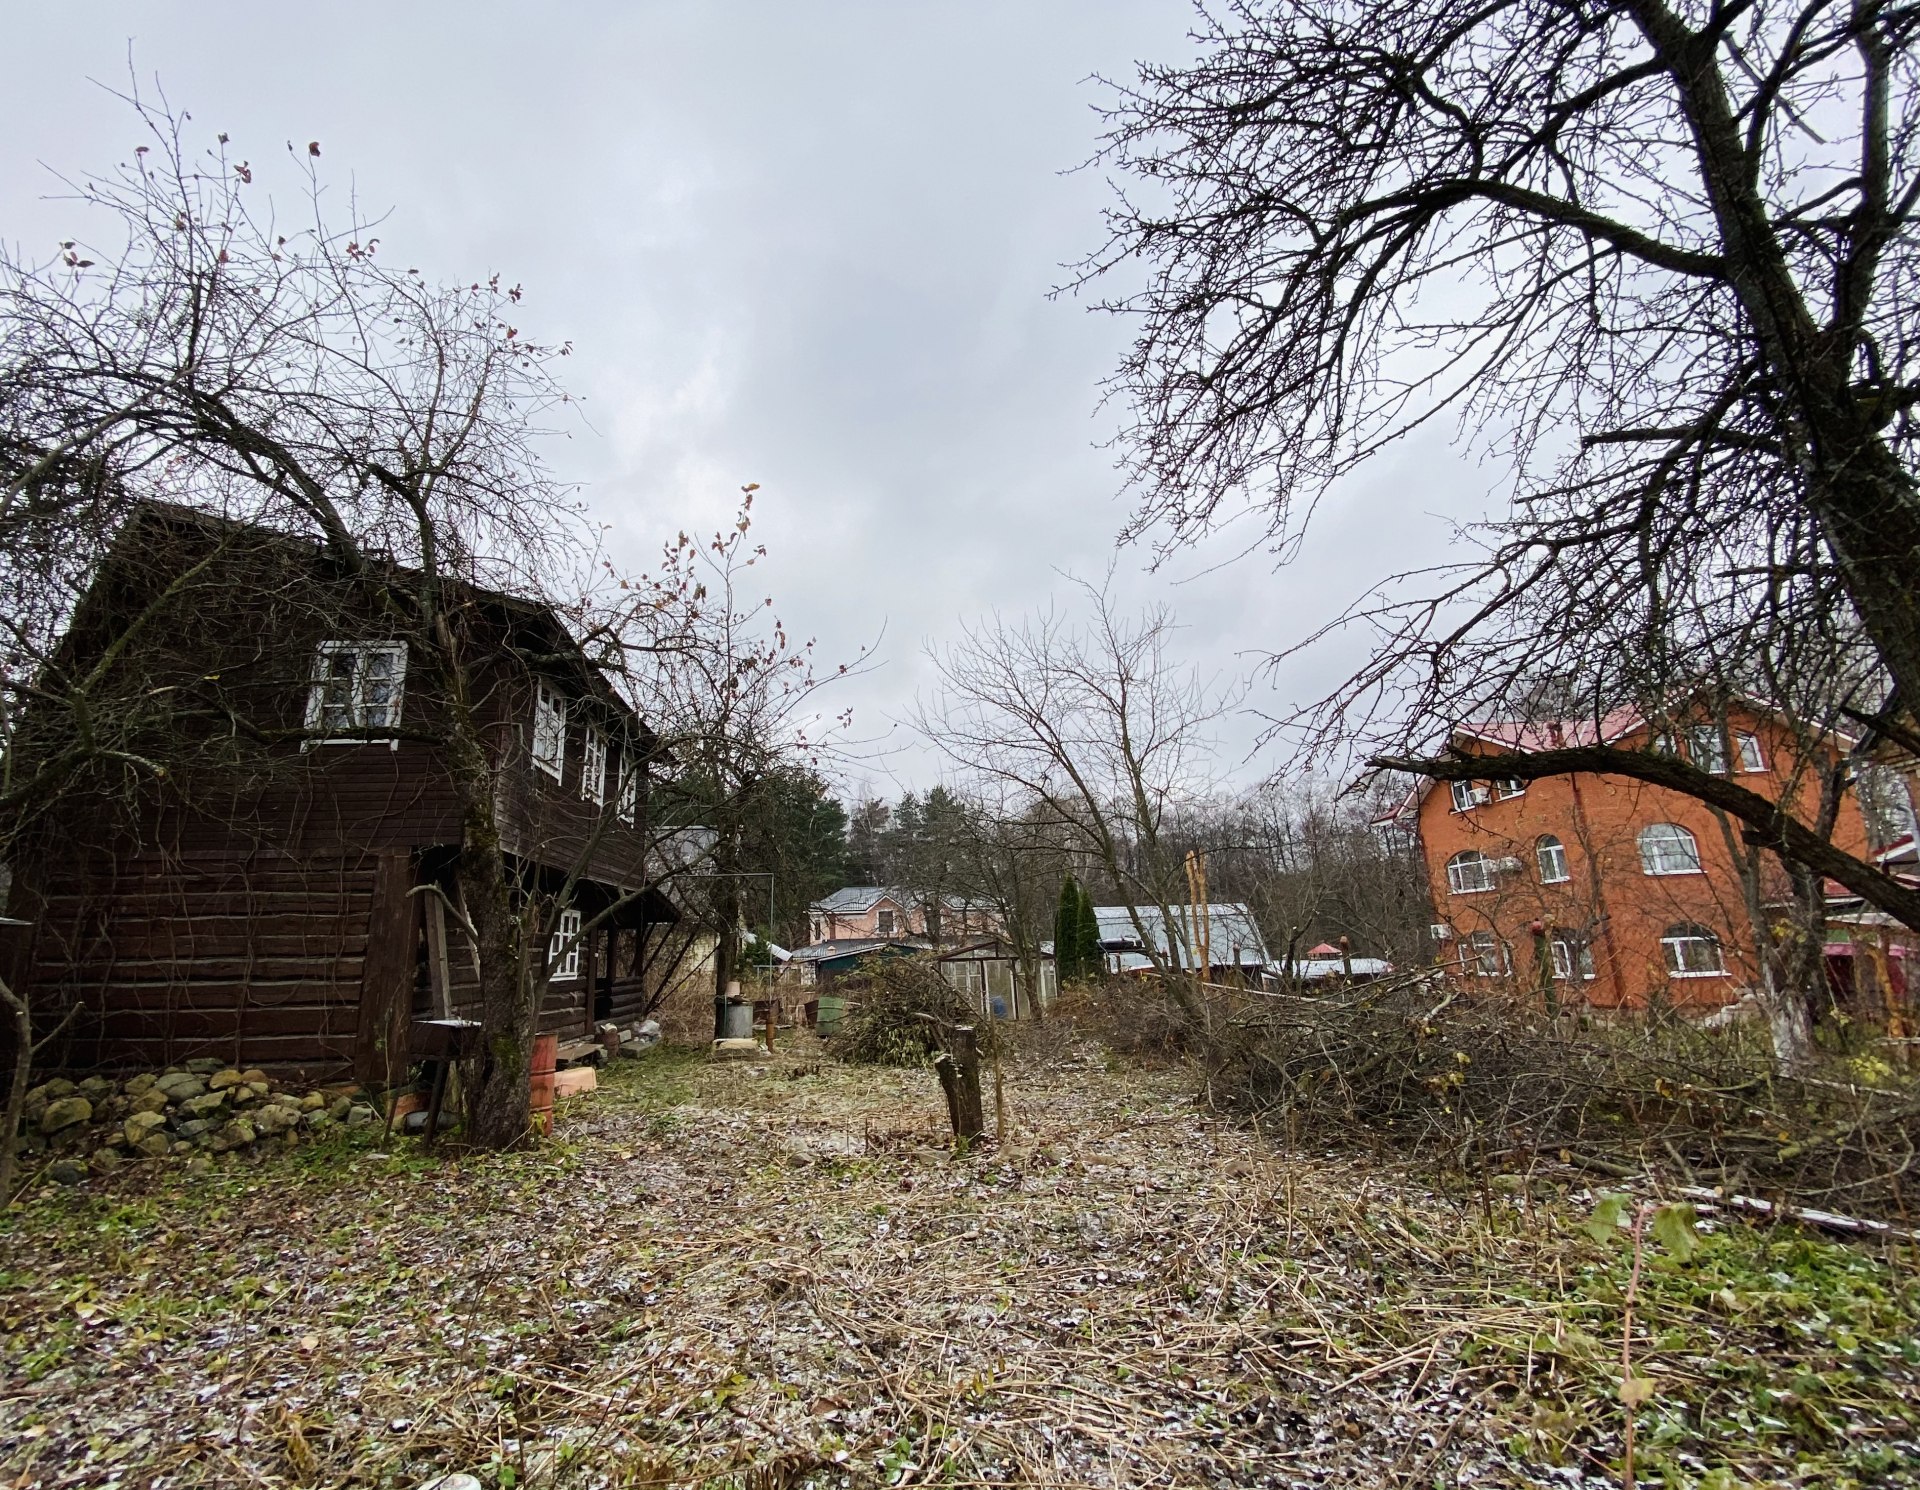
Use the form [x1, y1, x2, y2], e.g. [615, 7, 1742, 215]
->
[532, 682, 567, 781]
[1450, 780, 1489, 812]
[305, 641, 407, 744]
[549, 906, 582, 981]
[581, 726, 607, 806]
[876, 908, 897, 937]
[1463, 931, 1505, 977]
[810, 916, 824, 943]
[1638, 822, 1703, 876]
[1446, 850, 1495, 894]
[1661, 923, 1725, 977]
[1549, 932, 1596, 981]
[1734, 732, 1765, 773]
[1494, 778, 1526, 799]
[1685, 726, 1730, 774]
[1535, 834, 1570, 884]
[616, 751, 640, 825]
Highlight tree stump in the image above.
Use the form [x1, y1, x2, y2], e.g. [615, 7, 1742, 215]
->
[931, 1023, 986, 1145]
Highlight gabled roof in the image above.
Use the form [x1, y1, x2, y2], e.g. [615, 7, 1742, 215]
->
[812, 885, 987, 915]
[785, 936, 931, 964]
[1091, 903, 1271, 968]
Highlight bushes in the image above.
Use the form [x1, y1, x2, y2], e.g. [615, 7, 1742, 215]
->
[828, 957, 999, 1068]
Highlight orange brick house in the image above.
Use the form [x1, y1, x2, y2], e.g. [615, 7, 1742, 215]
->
[806, 886, 998, 947]
[1391, 706, 1876, 1010]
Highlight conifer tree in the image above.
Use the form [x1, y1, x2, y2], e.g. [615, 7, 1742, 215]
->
[1054, 875, 1083, 982]
[1074, 885, 1103, 983]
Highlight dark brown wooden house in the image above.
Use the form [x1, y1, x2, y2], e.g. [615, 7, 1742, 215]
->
[3, 503, 690, 1083]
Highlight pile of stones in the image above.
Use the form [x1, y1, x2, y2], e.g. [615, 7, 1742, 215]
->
[17, 1057, 381, 1184]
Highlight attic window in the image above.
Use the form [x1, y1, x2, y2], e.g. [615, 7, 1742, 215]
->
[532, 683, 567, 781]
[1449, 780, 1490, 812]
[876, 908, 897, 937]
[581, 726, 607, 806]
[305, 641, 406, 746]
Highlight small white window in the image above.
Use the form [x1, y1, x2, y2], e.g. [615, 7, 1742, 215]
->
[616, 751, 640, 825]
[1463, 931, 1504, 977]
[1661, 924, 1724, 977]
[1450, 780, 1488, 812]
[810, 916, 824, 943]
[549, 907, 582, 981]
[1685, 727, 1730, 774]
[1734, 732, 1765, 773]
[581, 726, 607, 806]
[1638, 822, 1703, 876]
[1535, 835, 1570, 884]
[1549, 932, 1595, 981]
[1446, 850, 1495, 894]
[1494, 778, 1526, 799]
[306, 641, 407, 744]
[876, 908, 897, 937]
[532, 683, 567, 781]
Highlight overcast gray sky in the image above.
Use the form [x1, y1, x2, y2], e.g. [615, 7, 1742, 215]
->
[4, 2, 1483, 795]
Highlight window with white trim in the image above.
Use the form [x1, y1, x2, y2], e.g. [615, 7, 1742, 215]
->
[1549, 932, 1595, 981]
[1494, 778, 1526, 799]
[532, 682, 567, 781]
[616, 751, 640, 826]
[1734, 732, 1765, 772]
[1638, 822, 1703, 876]
[1661, 923, 1724, 977]
[1450, 780, 1488, 812]
[581, 726, 607, 806]
[1685, 726, 1730, 774]
[876, 908, 897, 937]
[1463, 931, 1505, 977]
[549, 907, 582, 981]
[1535, 834, 1570, 884]
[1446, 850, 1495, 894]
[305, 641, 407, 743]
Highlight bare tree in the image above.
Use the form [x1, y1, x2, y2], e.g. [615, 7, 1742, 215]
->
[1079, 1, 1920, 934]
[917, 575, 1235, 1012]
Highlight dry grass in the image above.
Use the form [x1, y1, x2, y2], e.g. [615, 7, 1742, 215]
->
[0, 1033, 1915, 1488]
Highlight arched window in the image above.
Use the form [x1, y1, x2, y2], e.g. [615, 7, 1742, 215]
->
[1535, 834, 1570, 884]
[1661, 924, 1725, 977]
[1446, 850, 1495, 894]
[1638, 823, 1702, 876]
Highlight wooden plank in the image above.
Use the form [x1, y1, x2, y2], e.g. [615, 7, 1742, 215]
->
[425, 889, 454, 1019]
[355, 851, 418, 1089]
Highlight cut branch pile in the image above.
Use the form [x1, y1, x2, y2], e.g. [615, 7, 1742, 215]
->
[1201, 977, 1920, 1221]
[826, 957, 997, 1069]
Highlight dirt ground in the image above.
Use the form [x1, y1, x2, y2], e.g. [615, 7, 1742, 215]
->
[2, 1033, 1916, 1488]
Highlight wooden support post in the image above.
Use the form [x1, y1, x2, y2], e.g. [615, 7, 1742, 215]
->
[355, 852, 417, 1090]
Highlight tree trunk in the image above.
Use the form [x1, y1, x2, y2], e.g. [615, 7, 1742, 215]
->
[0, 974, 32, 1204]
[931, 1024, 985, 1146]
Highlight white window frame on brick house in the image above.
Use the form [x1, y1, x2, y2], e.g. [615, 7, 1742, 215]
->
[1462, 930, 1505, 976]
[1450, 780, 1490, 812]
[1734, 732, 1766, 772]
[1685, 725, 1730, 774]
[1446, 850, 1495, 894]
[876, 907, 898, 937]
[549, 906, 583, 981]
[1638, 822, 1703, 876]
[1549, 932, 1596, 981]
[1535, 834, 1570, 884]
[305, 641, 408, 747]
[581, 725, 607, 806]
[1661, 923, 1725, 977]
[532, 682, 567, 782]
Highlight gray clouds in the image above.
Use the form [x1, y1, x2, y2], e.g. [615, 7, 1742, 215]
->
[2, 2, 1483, 786]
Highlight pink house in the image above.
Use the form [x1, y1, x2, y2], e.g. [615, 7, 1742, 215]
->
[807, 886, 996, 946]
